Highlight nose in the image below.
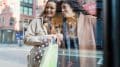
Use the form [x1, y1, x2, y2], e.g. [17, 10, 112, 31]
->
[47, 8, 51, 12]
[48, 8, 50, 11]
[62, 8, 65, 12]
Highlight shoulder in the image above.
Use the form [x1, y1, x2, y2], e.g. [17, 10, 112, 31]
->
[52, 14, 63, 26]
[78, 13, 97, 21]
[86, 15, 97, 19]
[30, 17, 43, 25]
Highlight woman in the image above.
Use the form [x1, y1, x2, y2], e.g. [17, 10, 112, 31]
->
[24, 0, 63, 67]
[59, 1, 81, 67]
[60, 0, 97, 67]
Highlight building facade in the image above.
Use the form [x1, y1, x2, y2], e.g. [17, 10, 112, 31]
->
[0, 0, 37, 44]
[0, 6, 15, 44]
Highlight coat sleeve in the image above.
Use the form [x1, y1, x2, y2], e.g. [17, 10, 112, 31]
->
[24, 18, 49, 46]
[77, 13, 96, 50]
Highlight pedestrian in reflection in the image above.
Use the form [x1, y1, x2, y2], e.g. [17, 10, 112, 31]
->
[24, 0, 63, 67]
[60, 0, 97, 67]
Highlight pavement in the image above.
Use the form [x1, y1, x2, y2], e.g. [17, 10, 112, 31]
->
[0, 44, 103, 67]
[0, 60, 26, 67]
[0, 45, 32, 67]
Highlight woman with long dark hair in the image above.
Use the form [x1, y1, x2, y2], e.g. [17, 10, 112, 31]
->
[24, 0, 63, 67]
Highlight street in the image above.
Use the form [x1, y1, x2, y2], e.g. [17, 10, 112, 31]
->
[0, 46, 103, 67]
[0, 46, 32, 67]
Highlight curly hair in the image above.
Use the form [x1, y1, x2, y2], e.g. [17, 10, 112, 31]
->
[59, 0, 92, 15]
[60, 0, 81, 14]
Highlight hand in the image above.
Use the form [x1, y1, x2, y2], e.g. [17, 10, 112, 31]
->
[45, 35, 56, 43]
[56, 34, 63, 46]
[56, 33, 63, 41]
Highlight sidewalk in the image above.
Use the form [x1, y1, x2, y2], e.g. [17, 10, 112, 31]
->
[0, 45, 32, 67]
[0, 45, 32, 52]
[0, 59, 26, 67]
[0, 43, 25, 47]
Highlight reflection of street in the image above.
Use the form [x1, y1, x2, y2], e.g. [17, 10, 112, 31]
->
[57, 49, 103, 67]
[0, 60, 25, 67]
[0, 46, 103, 67]
[0, 46, 32, 67]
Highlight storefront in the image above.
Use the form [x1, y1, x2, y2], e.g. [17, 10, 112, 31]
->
[0, 29, 17, 44]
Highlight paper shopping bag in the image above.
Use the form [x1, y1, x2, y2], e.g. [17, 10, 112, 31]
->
[40, 43, 58, 67]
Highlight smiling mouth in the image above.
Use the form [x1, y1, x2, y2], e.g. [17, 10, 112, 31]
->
[62, 12, 65, 14]
[47, 12, 51, 14]
[62, 12, 66, 15]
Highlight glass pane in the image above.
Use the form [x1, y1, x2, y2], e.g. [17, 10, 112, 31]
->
[29, 0, 33, 4]
[39, 48, 103, 67]
[0, 31, 2, 43]
[20, 0, 23, 2]
[24, 7, 28, 15]
[0, 17, 1, 23]
[24, 0, 28, 3]
[20, 6, 24, 14]
[0, 0, 104, 67]
[28, 8, 32, 16]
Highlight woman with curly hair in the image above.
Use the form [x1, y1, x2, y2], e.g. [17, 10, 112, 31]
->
[60, 0, 97, 67]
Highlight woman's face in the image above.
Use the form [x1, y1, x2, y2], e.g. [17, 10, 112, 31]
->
[61, 3, 74, 17]
[45, 2, 56, 17]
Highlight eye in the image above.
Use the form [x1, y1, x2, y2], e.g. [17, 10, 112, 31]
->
[46, 6, 49, 9]
[50, 7, 54, 9]
[62, 5, 66, 9]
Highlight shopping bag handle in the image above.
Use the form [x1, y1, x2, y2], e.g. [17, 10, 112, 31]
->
[50, 37, 56, 45]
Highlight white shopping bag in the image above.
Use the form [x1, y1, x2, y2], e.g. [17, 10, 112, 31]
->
[40, 42, 58, 67]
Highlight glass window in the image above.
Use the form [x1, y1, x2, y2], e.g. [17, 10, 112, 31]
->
[24, 7, 29, 15]
[28, 0, 33, 4]
[20, 0, 23, 2]
[10, 17, 15, 25]
[20, 6, 24, 14]
[22, 7, 33, 16]
[28, 8, 33, 16]
[2, 17, 5, 24]
[0, 17, 1, 23]
[0, 30, 2, 43]
[24, 0, 28, 3]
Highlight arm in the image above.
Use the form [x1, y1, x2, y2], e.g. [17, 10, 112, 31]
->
[24, 18, 50, 46]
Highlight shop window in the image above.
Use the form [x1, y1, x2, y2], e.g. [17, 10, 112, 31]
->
[24, 0, 29, 3]
[10, 17, 15, 26]
[20, 6, 24, 14]
[28, 0, 33, 4]
[2, 17, 5, 25]
[20, 0, 24, 2]
[28, 8, 33, 16]
[24, 7, 29, 15]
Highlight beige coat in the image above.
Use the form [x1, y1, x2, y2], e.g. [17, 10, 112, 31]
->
[24, 17, 48, 67]
[24, 16, 63, 67]
[78, 13, 96, 50]
[24, 17, 48, 46]
[78, 13, 97, 67]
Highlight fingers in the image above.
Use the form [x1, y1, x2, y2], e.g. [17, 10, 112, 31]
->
[56, 34, 63, 41]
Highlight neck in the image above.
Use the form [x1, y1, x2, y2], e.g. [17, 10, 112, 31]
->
[67, 12, 76, 19]
[43, 16, 52, 23]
